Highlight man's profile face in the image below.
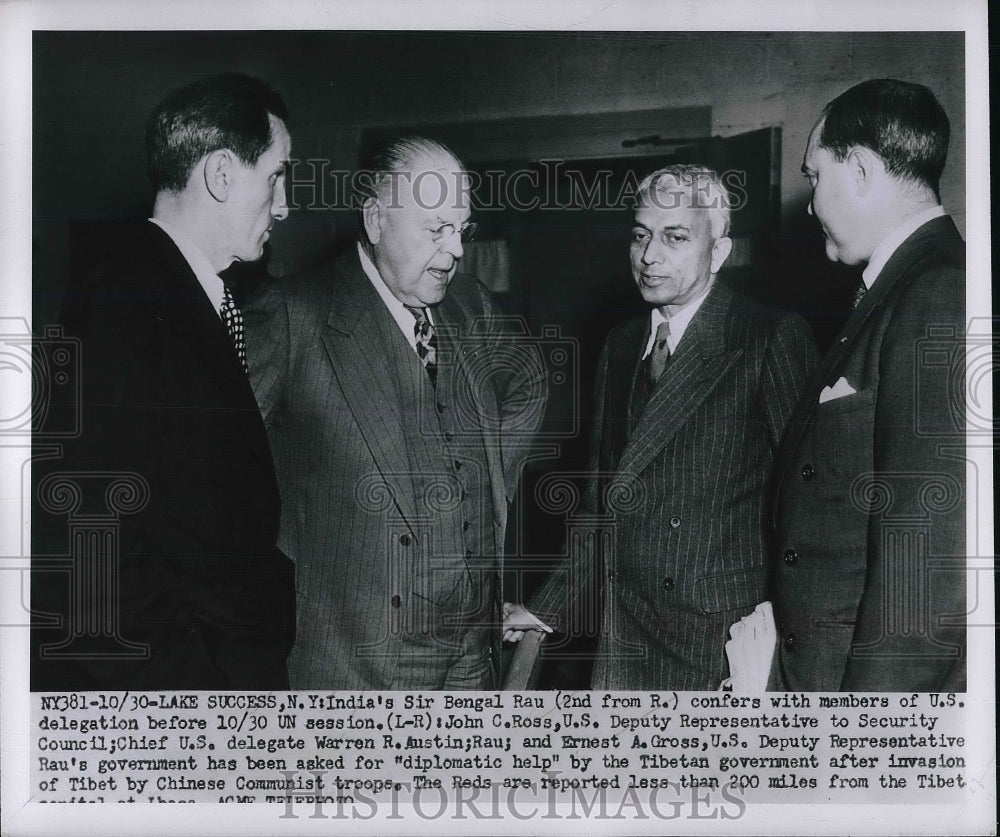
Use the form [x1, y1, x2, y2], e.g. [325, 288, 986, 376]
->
[225, 114, 291, 264]
[630, 183, 730, 311]
[802, 120, 863, 265]
[368, 155, 471, 308]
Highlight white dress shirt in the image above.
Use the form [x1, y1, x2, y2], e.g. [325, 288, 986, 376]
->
[357, 242, 434, 350]
[641, 281, 714, 359]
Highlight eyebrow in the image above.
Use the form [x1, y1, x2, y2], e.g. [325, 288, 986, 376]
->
[633, 223, 692, 233]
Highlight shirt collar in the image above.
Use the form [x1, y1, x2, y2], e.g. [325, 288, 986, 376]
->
[642, 280, 713, 358]
[357, 242, 431, 349]
[861, 205, 946, 289]
[149, 216, 225, 318]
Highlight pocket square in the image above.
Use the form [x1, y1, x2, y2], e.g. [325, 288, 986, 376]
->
[819, 376, 857, 404]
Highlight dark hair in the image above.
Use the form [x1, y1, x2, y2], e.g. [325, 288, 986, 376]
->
[145, 73, 289, 192]
[355, 137, 465, 206]
[818, 78, 949, 196]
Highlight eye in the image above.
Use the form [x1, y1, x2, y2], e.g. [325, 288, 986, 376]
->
[428, 223, 454, 240]
[666, 234, 688, 245]
[630, 229, 649, 244]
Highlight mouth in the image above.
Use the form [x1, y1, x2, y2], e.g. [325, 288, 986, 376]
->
[639, 273, 671, 286]
[426, 266, 452, 282]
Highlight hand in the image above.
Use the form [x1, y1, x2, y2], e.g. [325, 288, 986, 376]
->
[502, 602, 552, 643]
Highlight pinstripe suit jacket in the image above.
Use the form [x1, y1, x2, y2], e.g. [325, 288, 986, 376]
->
[771, 216, 966, 691]
[246, 250, 545, 689]
[532, 281, 816, 690]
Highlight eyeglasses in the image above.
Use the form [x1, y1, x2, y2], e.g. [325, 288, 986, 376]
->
[429, 221, 479, 244]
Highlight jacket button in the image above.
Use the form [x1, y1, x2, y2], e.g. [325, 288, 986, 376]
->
[608, 571, 616, 582]
[783, 548, 798, 566]
[437, 403, 446, 413]
[661, 577, 675, 591]
[669, 516, 681, 529]
[391, 594, 402, 609]
[801, 463, 815, 481]
[399, 534, 411, 547]
[783, 633, 796, 649]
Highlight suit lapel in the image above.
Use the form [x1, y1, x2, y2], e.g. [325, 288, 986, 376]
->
[614, 282, 743, 483]
[771, 215, 964, 496]
[600, 317, 646, 473]
[321, 254, 421, 527]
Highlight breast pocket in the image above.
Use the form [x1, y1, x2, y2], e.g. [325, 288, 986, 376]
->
[811, 387, 876, 481]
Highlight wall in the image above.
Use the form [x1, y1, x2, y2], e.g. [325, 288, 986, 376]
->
[33, 31, 965, 324]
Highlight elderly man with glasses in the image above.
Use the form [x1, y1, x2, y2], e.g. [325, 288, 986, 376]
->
[247, 137, 545, 690]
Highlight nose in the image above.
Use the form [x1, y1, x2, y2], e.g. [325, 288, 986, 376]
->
[641, 238, 664, 266]
[440, 228, 464, 260]
[272, 180, 289, 222]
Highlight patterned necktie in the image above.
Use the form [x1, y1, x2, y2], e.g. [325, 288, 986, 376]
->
[853, 279, 868, 309]
[407, 306, 438, 385]
[220, 284, 247, 373]
[647, 319, 672, 384]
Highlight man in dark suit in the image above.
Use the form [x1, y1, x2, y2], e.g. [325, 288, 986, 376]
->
[511, 165, 816, 690]
[772, 79, 966, 691]
[31, 73, 296, 690]
[247, 138, 546, 689]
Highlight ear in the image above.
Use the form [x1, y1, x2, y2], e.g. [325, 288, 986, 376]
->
[203, 149, 234, 203]
[361, 196, 382, 245]
[846, 146, 880, 198]
[710, 236, 733, 274]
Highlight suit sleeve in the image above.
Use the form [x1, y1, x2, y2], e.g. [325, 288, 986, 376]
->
[34, 283, 222, 688]
[477, 284, 548, 498]
[759, 313, 819, 451]
[842, 261, 967, 691]
[245, 281, 291, 427]
[527, 339, 610, 632]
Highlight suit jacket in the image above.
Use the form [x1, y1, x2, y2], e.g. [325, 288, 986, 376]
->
[31, 221, 295, 690]
[532, 281, 816, 690]
[772, 215, 966, 692]
[246, 249, 545, 690]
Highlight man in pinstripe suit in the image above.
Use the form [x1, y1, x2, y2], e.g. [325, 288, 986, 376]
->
[516, 165, 816, 690]
[247, 138, 545, 689]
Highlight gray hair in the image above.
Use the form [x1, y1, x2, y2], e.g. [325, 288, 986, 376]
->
[356, 136, 467, 207]
[635, 164, 732, 239]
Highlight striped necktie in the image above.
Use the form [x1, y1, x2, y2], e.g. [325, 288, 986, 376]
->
[407, 306, 438, 385]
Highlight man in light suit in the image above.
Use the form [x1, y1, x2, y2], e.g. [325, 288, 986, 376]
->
[772, 79, 966, 691]
[247, 138, 546, 689]
[31, 73, 296, 690]
[513, 165, 816, 690]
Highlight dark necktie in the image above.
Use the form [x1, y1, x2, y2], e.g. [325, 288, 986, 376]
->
[647, 319, 672, 384]
[853, 279, 868, 309]
[407, 306, 438, 385]
[220, 284, 247, 373]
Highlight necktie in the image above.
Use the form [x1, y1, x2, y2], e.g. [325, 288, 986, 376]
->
[407, 306, 438, 385]
[853, 279, 868, 309]
[647, 319, 672, 384]
[220, 284, 247, 373]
